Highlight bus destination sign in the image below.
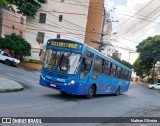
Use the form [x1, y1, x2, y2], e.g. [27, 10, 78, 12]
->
[47, 41, 82, 50]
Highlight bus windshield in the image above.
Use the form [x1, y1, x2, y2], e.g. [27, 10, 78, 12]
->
[43, 49, 81, 74]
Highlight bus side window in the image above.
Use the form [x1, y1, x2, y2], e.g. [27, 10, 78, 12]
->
[116, 66, 121, 78]
[110, 64, 117, 77]
[80, 51, 93, 79]
[128, 72, 132, 80]
[121, 69, 126, 80]
[93, 56, 103, 74]
[81, 58, 87, 70]
[125, 70, 129, 80]
[102, 59, 105, 74]
[104, 60, 111, 76]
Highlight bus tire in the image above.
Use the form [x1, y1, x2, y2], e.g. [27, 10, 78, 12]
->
[5, 59, 11, 66]
[115, 87, 120, 96]
[86, 85, 95, 99]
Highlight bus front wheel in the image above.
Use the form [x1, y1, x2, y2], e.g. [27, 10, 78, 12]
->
[115, 87, 120, 96]
[86, 85, 95, 99]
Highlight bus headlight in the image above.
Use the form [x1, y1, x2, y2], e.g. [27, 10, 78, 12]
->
[70, 80, 75, 84]
[41, 74, 45, 80]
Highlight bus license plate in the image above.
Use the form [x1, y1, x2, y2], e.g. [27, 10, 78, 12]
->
[50, 84, 56, 87]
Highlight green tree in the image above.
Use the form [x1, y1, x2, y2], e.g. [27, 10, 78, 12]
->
[133, 56, 152, 78]
[7, 0, 46, 17]
[0, 33, 31, 60]
[133, 35, 160, 82]
[111, 55, 133, 69]
[121, 60, 133, 69]
[0, 0, 8, 7]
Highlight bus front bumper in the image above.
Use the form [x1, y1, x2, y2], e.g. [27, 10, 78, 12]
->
[40, 77, 80, 95]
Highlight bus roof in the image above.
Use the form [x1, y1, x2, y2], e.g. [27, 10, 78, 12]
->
[47, 39, 132, 72]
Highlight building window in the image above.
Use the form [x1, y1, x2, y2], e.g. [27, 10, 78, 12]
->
[12, 25, 15, 29]
[61, 0, 65, 2]
[57, 34, 61, 38]
[59, 15, 63, 22]
[37, 32, 45, 44]
[20, 17, 24, 24]
[39, 13, 46, 23]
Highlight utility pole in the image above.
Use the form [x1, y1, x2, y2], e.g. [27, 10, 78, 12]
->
[99, 9, 106, 52]
[99, 10, 118, 52]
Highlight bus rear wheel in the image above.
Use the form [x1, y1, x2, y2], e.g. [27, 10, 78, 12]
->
[86, 85, 95, 99]
[115, 87, 120, 96]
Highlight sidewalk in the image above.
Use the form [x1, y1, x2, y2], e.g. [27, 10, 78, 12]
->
[17, 65, 41, 72]
[0, 76, 23, 92]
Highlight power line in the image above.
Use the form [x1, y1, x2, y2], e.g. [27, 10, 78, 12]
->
[117, 0, 154, 28]
[122, 5, 160, 37]
[126, 11, 160, 38]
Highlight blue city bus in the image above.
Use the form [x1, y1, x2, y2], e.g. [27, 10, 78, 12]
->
[40, 39, 132, 98]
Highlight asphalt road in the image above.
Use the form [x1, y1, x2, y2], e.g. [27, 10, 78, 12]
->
[0, 63, 160, 126]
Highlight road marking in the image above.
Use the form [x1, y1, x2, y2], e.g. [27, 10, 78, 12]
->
[0, 105, 31, 110]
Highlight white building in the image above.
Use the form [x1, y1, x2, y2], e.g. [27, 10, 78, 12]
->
[25, 0, 89, 60]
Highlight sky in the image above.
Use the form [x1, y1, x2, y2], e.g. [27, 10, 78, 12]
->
[105, 0, 160, 64]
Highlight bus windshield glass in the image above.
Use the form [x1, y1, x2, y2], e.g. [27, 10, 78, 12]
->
[43, 49, 81, 74]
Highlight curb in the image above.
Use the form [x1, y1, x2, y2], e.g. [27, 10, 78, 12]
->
[0, 76, 24, 93]
[0, 87, 23, 93]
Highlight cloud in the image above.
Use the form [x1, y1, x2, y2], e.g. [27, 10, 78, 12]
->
[110, 0, 160, 63]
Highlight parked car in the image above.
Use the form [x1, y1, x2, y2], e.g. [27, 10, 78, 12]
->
[148, 83, 160, 89]
[0, 51, 20, 66]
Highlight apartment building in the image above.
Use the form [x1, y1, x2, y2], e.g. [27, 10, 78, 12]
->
[25, 0, 89, 60]
[0, 7, 25, 38]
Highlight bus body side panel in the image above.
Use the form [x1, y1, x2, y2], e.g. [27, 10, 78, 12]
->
[120, 80, 130, 93]
[84, 73, 130, 95]
[78, 73, 93, 95]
